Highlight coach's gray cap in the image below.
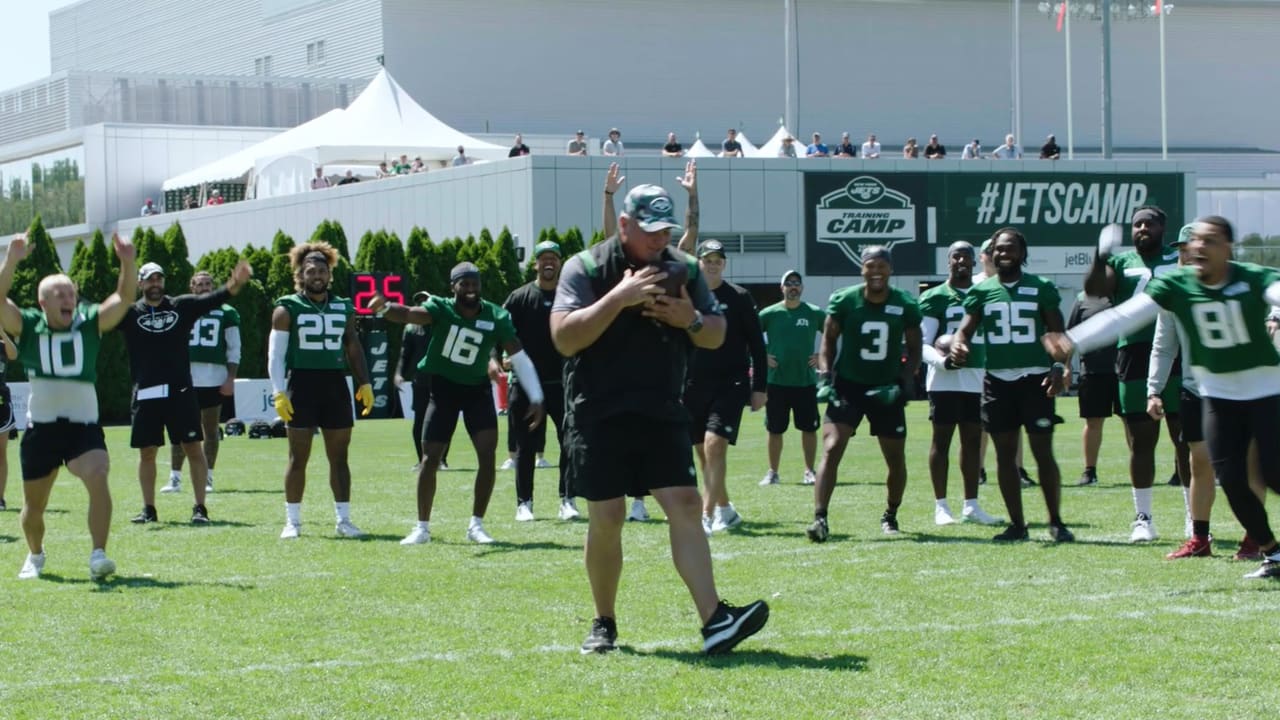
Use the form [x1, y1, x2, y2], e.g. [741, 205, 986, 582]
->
[138, 262, 164, 281]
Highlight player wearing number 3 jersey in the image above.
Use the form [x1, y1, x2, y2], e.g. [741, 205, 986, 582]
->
[370, 262, 544, 545]
[0, 231, 136, 581]
[269, 242, 373, 540]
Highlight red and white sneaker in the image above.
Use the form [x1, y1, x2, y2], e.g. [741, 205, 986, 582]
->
[1234, 535, 1263, 561]
[1166, 535, 1213, 560]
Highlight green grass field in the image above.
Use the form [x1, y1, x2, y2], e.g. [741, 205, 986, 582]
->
[0, 406, 1276, 719]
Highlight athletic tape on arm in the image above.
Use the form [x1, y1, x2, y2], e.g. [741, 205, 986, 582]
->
[1265, 281, 1280, 308]
[225, 325, 242, 365]
[268, 330, 289, 395]
[508, 350, 544, 404]
[1066, 294, 1159, 356]
[1147, 310, 1176, 397]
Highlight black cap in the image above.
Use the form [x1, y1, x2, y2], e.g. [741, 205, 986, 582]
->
[696, 239, 726, 258]
[450, 262, 481, 283]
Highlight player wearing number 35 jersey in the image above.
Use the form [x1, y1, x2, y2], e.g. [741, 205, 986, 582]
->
[269, 242, 373, 540]
[370, 262, 545, 546]
[0, 231, 137, 581]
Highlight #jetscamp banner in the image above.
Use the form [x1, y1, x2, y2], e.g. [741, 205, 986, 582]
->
[804, 171, 1185, 277]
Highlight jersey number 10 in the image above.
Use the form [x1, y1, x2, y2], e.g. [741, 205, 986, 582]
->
[38, 333, 85, 377]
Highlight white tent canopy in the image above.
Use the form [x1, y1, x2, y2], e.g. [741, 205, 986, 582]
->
[162, 69, 504, 193]
[686, 138, 715, 158]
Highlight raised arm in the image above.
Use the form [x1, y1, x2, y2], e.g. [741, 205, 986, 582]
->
[98, 233, 138, 333]
[368, 294, 433, 326]
[0, 235, 29, 335]
[1083, 253, 1116, 299]
[676, 160, 699, 254]
[602, 163, 623, 238]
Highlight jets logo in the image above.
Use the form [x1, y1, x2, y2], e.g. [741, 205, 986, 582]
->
[649, 197, 673, 215]
[137, 310, 180, 333]
[815, 176, 916, 268]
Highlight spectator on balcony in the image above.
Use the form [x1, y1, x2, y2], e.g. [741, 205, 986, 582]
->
[777, 136, 798, 158]
[861, 133, 882, 159]
[925, 134, 947, 159]
[206, 189, 224, 206]
[962, 139, 982, 159]
[181, 194, 197, 210]
[337, 170, 360, 186]
[509, 134, 531, 158]
[377, 162, 393, 179]
[903, 137, 920, 159]
[721, 128, 744, 158]
[602, 129, 625, 157]
[452, 146, 473, 167]
[411, 157, 426, 173]
[992, 134, 1023, 160]
[834, 132, 857, 158]
[394, 154, 412, 174]
[1040, 134, 1062, 160]
[141, 198, 159, 216]
[805, 133, 829, 158]
[662, 133, 684, 158]
[311, 167, 332, 190]
[567, 130, 589, 156]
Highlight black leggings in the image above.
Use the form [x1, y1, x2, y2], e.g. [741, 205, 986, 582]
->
[511, 382, 566, 503]
[411, 378, 447, 465]
[1204, 395, 1280, 547]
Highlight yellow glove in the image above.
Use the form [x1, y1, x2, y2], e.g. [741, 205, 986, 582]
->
[355, 383, 374, 416]
[273, 392, 294, 423]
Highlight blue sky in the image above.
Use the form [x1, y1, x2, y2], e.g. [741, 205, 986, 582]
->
[2, 1, 79, 92]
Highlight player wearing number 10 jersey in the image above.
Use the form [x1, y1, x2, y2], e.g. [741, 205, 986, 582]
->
[952, 228, 1073, 543]
[0, 232, 137, 581]
[371, 262, 545, 545]
[269, 242, 373, 540]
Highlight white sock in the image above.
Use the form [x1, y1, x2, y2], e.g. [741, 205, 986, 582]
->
[207, 471, 214, 484]
[1133, 487, 1154, 517]
[963, 498, 979, 510]
[285, 502, 301, 526]
[416, 520, 429, 531]
[1181, 485, 1191, 515]
[335, 502, 351, 522]
[936, 499, 951, 512]
[90, 548, 106, 559]
[469, 515, 483, 528]
[169, 470, 181, 483]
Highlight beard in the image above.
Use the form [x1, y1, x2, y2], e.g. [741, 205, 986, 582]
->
[144, 286, 165, 301]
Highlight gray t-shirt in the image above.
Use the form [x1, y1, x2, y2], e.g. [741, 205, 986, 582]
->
[567, 139, 588, 155]
[553, 253, 720, 321]
[601, 139, 624, 156]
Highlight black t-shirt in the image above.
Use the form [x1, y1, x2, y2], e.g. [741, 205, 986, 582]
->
[508, 144, 531, 158]
[925, 143, 946, 157]
[337, 176, 360, 185]
[836, 142, 857, 157]
[398, 324, 431, 382]
[689, 281, 767, 391]
[663, 142, 683, 154]
[503, 281, 564, 385]
[1067, 295, 1117, 375]
[1040, 142, 1061, 158]
[120, 289, 231, 389]
[722, 140, 743, 154]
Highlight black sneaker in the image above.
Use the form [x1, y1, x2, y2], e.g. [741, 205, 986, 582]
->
[701, 600, 769, 655]
[131, 505, 158, 524]
[1167, 471, 1181, 487]
[580, 617, 618, 654]
[978, 469, 988, 485]
[1049, 522, 1075, 543]
[191, 504, 210, 525]
[993, 524, 1029, 542]
[1018, 468, 1037, 488]
[0, 497, 6, 510]
[806, 517, 829, 543]
[880, 511, 900, 535]
[1077, 469, 1098, 486]
[1243, 558, 1280, 580]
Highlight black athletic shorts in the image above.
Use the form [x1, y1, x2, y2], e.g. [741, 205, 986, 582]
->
[823, 378, 907, 439]
[1077, 373, 1119, 419]
[565, 413, 697, 502]
[684, 377, 750, 445]
[423, 376, 497, 445]
[195, 386, 225, 410]
[981, 373, 1061, 435]
[0, 385, 14, 434]
[764, 384, 820, 434]
[21, 420, 107, 480]
[131, 385, 204, 448]
[928, 391, 981, 425]
[287, 369, 354, 430]
[1179, 388, 1204, 444]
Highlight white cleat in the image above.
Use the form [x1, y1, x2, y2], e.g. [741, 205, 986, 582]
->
[89, 549, 115, 581]
[467, 520, 495, 544]
[935, 505, 957, 526]
[627, 499, 650, 522]
[280, 522, 301, 539]
[802, 469, 817, 486]
[499, 458, 516, 471]
[701, 514, 713, 537]
[160, 477, 181, 494]
[18, 552, 45, 580]
[759, 470, 780, 486]
[535, 457, 552, 468]
[558, 497, 581, 521]
[400, 526, 431, 545]
[711, 505, 743, 533]
[962, 505, 1004, 526]
[335, 520, 364, 538]
[1130, 513, 1158, 543]
[515, 501, 535, 522]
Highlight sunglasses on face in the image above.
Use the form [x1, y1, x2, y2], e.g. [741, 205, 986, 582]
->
[783, 280, 803, 288]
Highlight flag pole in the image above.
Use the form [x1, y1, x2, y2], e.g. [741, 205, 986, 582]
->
[1064, 2, 1074, 159]
[1159, 1, 1168, 160]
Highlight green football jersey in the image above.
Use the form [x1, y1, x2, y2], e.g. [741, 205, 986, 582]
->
[758, 301, 824, 387]
[277, 293, 354, 371]
[918, 282, 986, 369]
[962, 274, 1060, 372]
[17, 304, 102, 382]
[1107, 249, 1179, 347]
[1145, 263, 1280, 381]
[187, 304, 240, 364]
[827, 285, 922, 385]
[419, 295, 516, 386]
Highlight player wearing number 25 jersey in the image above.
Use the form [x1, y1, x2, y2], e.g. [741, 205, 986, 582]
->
[269, 242, 373, 540]
[372, 261, 544, 546]
[0, 231, 137, 581]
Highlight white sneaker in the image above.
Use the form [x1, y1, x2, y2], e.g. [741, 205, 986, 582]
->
[802, 469, 817, 486]
[711, 505, 743, 533]
[627, 499, 650, 522]
[535, 457, 552, 468]
[467, 520, 495, 544]
[400, 525, 431, 545]
[962, 505, 1004, 526]
[335, 519, 364, 538]
[205, 474, 214, 493]
[499, 458, 516, 471]
[701, 514, 713, 537]
[280, 522, 301, 539]
[558, 498, 581, 521]
[160, 476, 181, 494]
[515, 501, 535, 522]
[935, 504, 957, 526]
[89, 549, 115, 581]
[759, 470, 780, 486]
[1130, 513, 1157, 543]
[18, 552, 44, 579]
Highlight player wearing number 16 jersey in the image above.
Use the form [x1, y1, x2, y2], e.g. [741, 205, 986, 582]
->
[951, 228, 1073, 543]
[269, 242, 373, 540]
[370, 262, 545, 545]
[0, 232, 136, 581]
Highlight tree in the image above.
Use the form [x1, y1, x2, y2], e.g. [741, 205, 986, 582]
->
[405, 227, 436, 298]
[136, 226, 168, 272]
[493, 227, 524, 294]
[68, 229, 130, 422]
[562, 227, 586, 254]
[10, 215, 64, 309]
[267, 230, 296, 301]
[312, 219, 351, 262]
[195, 247, 242, 282]
[229, 278, 270, 378]
[241, 244, 274, 290]
[162, 222, 196, 295]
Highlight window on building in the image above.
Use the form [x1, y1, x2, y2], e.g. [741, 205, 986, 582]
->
[254, 55, 274, 76]
[306, 40, 326, 67]
[683, 233, 787, 254]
